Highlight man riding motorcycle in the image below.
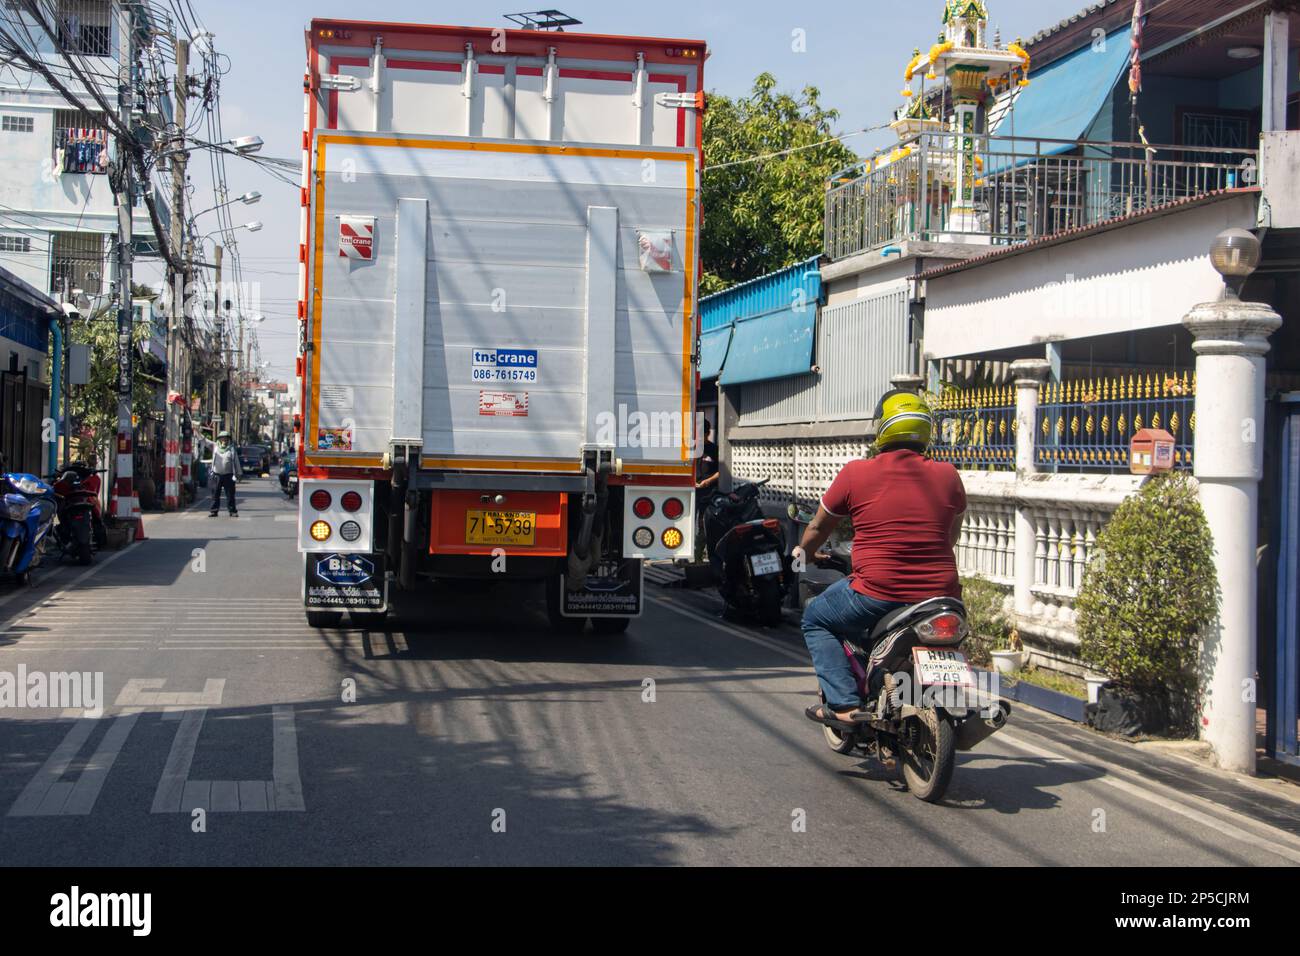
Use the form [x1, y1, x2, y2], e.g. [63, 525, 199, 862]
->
[792, 390, 966, 728]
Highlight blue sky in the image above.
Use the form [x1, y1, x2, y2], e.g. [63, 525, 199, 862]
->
[168, 0, 1094, 378]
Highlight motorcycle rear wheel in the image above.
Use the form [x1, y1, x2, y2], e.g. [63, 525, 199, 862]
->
[901, 708, 955, 803]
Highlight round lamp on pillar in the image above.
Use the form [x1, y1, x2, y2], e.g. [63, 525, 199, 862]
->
[1208, 227, 1261, 300]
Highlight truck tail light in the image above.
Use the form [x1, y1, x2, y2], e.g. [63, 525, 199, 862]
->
[661, 497, 685, 520]
[632, 527, 654, 549]
[661, 527, 683, 549]
[341, 491, 362, 512]
[310, 489, 332, 510]
[309, 520, 332, 541]
[632, 496, 655, 519]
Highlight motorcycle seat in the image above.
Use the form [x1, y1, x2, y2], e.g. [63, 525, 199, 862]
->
[867, 596, 967, 643]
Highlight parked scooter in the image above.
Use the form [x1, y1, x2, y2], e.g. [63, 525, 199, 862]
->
[790, 504, 1011, 802]
[50, 462, 107, 565]
[703, 478, 790, 625]
[0, 471, 58, 585]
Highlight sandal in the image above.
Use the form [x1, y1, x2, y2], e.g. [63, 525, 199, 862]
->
[805, 703, 861, 732]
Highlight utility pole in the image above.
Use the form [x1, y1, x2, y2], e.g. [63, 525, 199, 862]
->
[112, 0, 137, 530]
[163, 36, 190, 511]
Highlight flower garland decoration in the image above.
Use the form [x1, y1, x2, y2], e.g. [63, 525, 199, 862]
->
[1007, 40, 1031, 87]
[925, 39, 953, 81]
[901, 48, 923, 97]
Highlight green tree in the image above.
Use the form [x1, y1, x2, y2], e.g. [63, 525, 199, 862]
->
[64, 307, 159, 454]
[701, 73, 858, 294]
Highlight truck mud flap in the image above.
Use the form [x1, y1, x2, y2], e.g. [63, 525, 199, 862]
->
[559, 559, 642, 618]
[305, 552, 388, 612]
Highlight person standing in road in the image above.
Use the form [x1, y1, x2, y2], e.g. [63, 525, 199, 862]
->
[207, 430, 242, 517]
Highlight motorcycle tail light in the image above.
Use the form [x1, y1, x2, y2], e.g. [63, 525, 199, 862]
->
[310, 489, 332, 510]
[632, 496, 655, 519]
[340, 491, 363, 512]
[661, 497, 685, 520]
[918, 613, 966, 644]
[762, 518, 780, 530]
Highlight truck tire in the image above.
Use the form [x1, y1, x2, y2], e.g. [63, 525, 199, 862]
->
[306, 610, 343, 629]
[591, 617, 630, 636]
[545, 577, 586, 634]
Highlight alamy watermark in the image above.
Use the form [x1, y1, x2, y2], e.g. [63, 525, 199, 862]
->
[0, 666, 103, 717]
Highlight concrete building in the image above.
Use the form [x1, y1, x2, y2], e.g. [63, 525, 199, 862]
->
[0, 0, 166, 312]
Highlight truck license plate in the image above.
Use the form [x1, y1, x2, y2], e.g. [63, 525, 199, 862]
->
[466, 510, 536, 546]
[913, 648, 975, 687]
[749, 551, 782, 577]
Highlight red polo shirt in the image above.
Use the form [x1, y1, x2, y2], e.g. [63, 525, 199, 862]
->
[820, 449, 966, 602]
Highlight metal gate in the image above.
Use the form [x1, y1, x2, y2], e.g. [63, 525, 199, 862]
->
[1270, 393, 1300, 767]
[0, 370, 48, 476]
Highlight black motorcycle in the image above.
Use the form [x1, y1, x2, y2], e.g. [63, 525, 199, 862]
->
[703, 478, 790, 625]
[791, 509, 1011, 802]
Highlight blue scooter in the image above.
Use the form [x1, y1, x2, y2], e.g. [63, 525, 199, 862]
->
[0, 472, 58, 585]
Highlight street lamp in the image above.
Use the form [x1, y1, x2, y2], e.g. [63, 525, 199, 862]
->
[192, 191, 261, 222]
[1208, 228, 1261, 300]
[226, 136, 263, 154]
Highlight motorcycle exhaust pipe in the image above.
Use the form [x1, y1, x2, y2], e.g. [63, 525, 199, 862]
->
[955, 700, 1011, 752]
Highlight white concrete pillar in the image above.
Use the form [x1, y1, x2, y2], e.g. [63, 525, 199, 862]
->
[1012, 359, 1049, 618]
[1185, 298, 1281, 774]
[1263, 11, 1290, 133]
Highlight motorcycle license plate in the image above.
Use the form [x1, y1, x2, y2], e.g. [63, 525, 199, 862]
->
[749, 551, 782, 576]
[287, 476, 298, 485]
[466, 510, 536, 546]
[913, 648, 975, 687]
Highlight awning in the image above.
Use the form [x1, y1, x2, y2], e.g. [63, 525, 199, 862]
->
[698, 324, 732, 381]
[718, 306, 816, 386]
[987, 24, 1132, 174]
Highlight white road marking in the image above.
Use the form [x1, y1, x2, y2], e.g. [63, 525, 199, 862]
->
[116, 678, 225, 709]
[0, 543, 138, 619]
[997, 733, 1300, 864]
[7, 718, 96, 816]
[646, 594, 808, 665]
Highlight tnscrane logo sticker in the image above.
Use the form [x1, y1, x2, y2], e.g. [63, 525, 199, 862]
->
[315, 553, 374, 585]
[338, 215, 375, 260]
[479, 390, 529, 417]
[472, 347, 538, 383]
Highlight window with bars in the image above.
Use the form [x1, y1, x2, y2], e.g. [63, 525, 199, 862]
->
[0, 236, 33, 253]
[49, 231, 106, 295]
[2, 115, 34, 133]
[53, 0, 112, 57]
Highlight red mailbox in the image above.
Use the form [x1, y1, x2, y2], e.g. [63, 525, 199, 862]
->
[1130, 428, 1176, 475]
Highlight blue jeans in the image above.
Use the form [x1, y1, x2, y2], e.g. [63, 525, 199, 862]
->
[802, 577, 906, 711]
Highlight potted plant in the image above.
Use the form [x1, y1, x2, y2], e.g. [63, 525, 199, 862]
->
[990, 631, 1024, 675]
[1076, 472, 1220, 737]
[959, 575, 1014, 670]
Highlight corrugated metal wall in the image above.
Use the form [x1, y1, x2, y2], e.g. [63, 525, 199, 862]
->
[699, 255, 822, 333]
[733, 288, 910, 426]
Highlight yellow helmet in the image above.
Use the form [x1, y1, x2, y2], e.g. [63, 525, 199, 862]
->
[873, 390, 933, 451]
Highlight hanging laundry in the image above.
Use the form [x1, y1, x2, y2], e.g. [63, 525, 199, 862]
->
[58, 128, 108, 174]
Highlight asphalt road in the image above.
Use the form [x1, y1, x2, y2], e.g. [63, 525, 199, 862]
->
[1, 478, 1298, 866]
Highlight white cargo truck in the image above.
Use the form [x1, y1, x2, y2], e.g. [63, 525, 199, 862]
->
[295, 18, 707, 631]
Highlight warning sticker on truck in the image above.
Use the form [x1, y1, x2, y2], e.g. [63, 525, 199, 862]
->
[338, 215, 375, 260]
[472, 347, 539, 383]
[478, 390, 529, 417]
